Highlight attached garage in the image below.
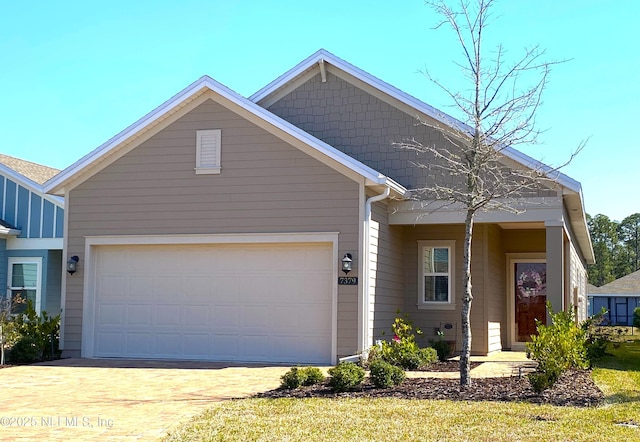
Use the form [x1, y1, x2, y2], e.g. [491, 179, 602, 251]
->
[80, 235, 337, 364]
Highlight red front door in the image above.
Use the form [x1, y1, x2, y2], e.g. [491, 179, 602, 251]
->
[514, 262, 547, 342]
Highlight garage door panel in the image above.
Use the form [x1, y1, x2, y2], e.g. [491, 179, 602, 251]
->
[97, 275, 126, 298]
[126, 333, 152, 355]
[125, 304, 152, 326]
[95, 332, 123, 355]
[97, 304, 125, 326]
[154, 333, 181, 356]
[155, 304, 181, 326]
[92, 242, 333, 363]
[154, 276, 182, 298]
[212, 334, 240, 358]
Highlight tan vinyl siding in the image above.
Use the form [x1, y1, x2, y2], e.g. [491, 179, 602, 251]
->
[63, 99, 361, 358]
[369, 200, 404, 343]
[403, 224, 506, 354]
[485, 224, 505, 352]
[503, 229, 546, 253]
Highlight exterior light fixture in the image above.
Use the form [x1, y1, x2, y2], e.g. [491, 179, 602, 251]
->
[341, 253, 353, 275]
[67, 256, 79, 275]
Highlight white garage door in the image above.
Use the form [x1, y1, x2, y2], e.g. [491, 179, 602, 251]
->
[90, 242, 333, 363]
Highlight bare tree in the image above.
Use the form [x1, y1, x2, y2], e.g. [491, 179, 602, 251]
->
[395, 0, 583, 386]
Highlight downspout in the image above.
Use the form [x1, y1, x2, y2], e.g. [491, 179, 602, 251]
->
[360, 187, 390, 354]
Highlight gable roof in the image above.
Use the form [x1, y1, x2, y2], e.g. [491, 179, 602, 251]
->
[0, 153, 64, 206]
[250, 49, 594, 264]
[43, 75, 408, 198]
[588, 270, 640, 295]
[0, 153, 60, 185]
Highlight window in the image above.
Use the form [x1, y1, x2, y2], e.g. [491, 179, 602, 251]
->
[8, 257, 42, 314]
[418, 241, 455, 309]
[195, 129, 221, 174]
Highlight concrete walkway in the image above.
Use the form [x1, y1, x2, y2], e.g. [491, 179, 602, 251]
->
[0, 352, 533, 441]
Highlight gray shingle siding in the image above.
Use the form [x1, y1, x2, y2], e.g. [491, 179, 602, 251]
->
[266, 72, 444, 190]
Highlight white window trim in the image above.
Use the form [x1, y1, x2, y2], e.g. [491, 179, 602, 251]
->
[417, 240, 456, 311]
[7, 257, 43, 313]
[195, 129, 221, 174]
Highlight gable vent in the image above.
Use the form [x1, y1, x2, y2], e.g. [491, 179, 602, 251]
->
[195, 129, 221, 174]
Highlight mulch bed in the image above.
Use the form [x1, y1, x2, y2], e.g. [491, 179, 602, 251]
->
[257, 368, 604, 407]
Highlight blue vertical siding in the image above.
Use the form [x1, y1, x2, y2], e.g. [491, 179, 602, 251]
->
[0, 239, 6, 300]
[4, 180, 16, 225]
[29, 194, 42, 238]
[41, 200, 54, 238]
[55, 206, 64, 238]
[0, 177, 4, 220]
[0, 174, 63, 239]
[16, 186, 29, 238]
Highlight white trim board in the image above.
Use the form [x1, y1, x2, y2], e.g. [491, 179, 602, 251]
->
[7, 237, 63, 250]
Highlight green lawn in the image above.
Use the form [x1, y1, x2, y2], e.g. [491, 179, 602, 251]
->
[164, 341, 640, 442]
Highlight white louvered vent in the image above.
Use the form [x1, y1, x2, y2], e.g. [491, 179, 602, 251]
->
[195, 129, 221, 174]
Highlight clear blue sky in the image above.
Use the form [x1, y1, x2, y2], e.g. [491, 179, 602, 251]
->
[1, 1, 637, 221]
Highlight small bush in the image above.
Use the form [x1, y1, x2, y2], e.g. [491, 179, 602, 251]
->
[419, 347, 438, 365]
[527, 369, 560, 393]
[633, 307, 640, 329]
[369, 313, 436, 370]
[328, 362, 365, 392]
[526, 302, 588, 391]
[7, 336, 40, 363]
[5, 301, 60, 363]
[369, 359, 405, 388]
[301, 367, 325, 386]
[582, 309, 610, 362]
[280, 366, 325, 389]
[280, 367, 307, 389]
[429, 334, 452, 362]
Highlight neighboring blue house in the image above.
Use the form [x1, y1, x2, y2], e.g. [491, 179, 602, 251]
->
[588, 270, 640, 326]
[0, 154, 64, 315]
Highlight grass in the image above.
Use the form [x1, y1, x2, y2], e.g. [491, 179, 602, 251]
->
[164, 341, 640, 442]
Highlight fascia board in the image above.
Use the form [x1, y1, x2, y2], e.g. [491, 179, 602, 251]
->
[44, 76, 215, 195]
[44, 72, 405, 198]
[251, 49, 582, 195]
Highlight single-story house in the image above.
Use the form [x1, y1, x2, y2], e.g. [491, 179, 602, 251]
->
[44, 49, 594, 364]
[588, 271, 640, 325]
[0, 154, 64, 315]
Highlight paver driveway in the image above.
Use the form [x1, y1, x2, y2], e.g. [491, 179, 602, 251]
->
[0, 359, 291, 441]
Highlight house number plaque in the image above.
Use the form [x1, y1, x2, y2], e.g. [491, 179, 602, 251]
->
[338, 277, 358, 285]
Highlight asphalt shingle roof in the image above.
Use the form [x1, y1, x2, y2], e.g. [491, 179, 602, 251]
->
[0, 153, 60, 185]
[588, 270, 640, 294]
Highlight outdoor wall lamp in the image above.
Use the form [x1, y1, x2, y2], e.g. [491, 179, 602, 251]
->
[67, 256, 79, 275]
[341, 253, 353, 275]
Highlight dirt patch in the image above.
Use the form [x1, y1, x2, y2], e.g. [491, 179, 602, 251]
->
[257, 369, 604, 407]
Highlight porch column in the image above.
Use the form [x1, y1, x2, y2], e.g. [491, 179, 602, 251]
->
[545, 220, 565, 321]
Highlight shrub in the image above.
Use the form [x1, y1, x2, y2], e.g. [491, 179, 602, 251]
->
[7, 336, 40, 363]
[582, 309, 610, 362]
[328, 362, 365, 392]
[6, 301, 60, 363]
[368, 313, 435, 370]
[280, 367, 307, 389]
[526, 302, 588, 392]
[527, 370, 560, 394]
[301, 367, 325, 386]
[429, 331, 452, 361]
[633, 307, 640, 329]
[369, 359, 405, 388]
[280, 366, 325, 389]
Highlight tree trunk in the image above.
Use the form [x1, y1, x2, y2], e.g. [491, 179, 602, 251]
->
[460, 209, 475, 387]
